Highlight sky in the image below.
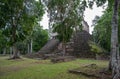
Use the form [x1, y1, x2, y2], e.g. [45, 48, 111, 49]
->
[40, 12, 49, 29]
[84, 4, 105, 34]
[40, 4, 105, 34]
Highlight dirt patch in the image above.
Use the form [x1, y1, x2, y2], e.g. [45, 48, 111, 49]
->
[51, 56, 76, 63]
[0, 65, 25, 76]
[31, 60, 50, 64]
[69, 64, 112, 79]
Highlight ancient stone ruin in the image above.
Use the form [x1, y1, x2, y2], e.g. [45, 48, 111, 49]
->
[82, 19, 89, 33]
[65, 20, 95, 58]
[72, 30, 95, 58]
[27, 20, 106, 59]
[26, 39, 60, 59]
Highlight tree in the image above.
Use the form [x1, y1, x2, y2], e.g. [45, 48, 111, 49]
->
[15, 23, 49, 54]
[92, 12, 112, 52]
[26, 23, 49, 53]
[92, 0, 120, 79]
[110, 0, 120, 78]
[52, 21, 74, 55]
[43, 0, 87, 55]
[32, 24, 48, 52]
[0, 0, 44, 59]
[0, 30, 8, 55]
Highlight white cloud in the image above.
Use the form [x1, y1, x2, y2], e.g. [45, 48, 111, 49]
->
[84, 4, 104, 34]
[40, 11, 49, 29]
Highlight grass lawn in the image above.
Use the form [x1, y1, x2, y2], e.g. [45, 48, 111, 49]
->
[0, 56, 108, 79]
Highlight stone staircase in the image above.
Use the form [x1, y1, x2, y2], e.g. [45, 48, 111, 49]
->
[26, 39, 60, 59]
[66, 30, 96, 58]
[37, 39, 60, 54]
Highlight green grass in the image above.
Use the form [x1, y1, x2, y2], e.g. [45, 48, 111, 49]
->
[0, 56, 108, 79]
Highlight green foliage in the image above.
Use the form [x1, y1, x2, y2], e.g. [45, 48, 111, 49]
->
[92, 11, 111, 51]
[52, 20, 73, 42]
[0, 0, 44, 46]
[89, 41, 106, 54]
[32, 25, 49, 52]
[44, 0, 87, 43]
[44, 0, 109, 43]
[0, 0, 45, 55]
[92, 9, 120, 52]
[15, 41, 27, 54]
[95, 0, 107, 7]
[0, 30, 7, 50]
[15, 24, 49, 53]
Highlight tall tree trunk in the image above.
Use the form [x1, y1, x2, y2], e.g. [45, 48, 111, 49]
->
[11, 17, 20, 59]
[48, 11, 52, 39]
[3, 48, 6, 55]
[28, 43, 30, 54]
[30, 39, 33, 53]
[9, 47, 13, 57]
[12, 45, 20, 59]
[109, 0, 120, 79]
[62, 42, 66, 56]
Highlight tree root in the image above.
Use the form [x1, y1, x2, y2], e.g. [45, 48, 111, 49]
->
[8, 56, 21, 60]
